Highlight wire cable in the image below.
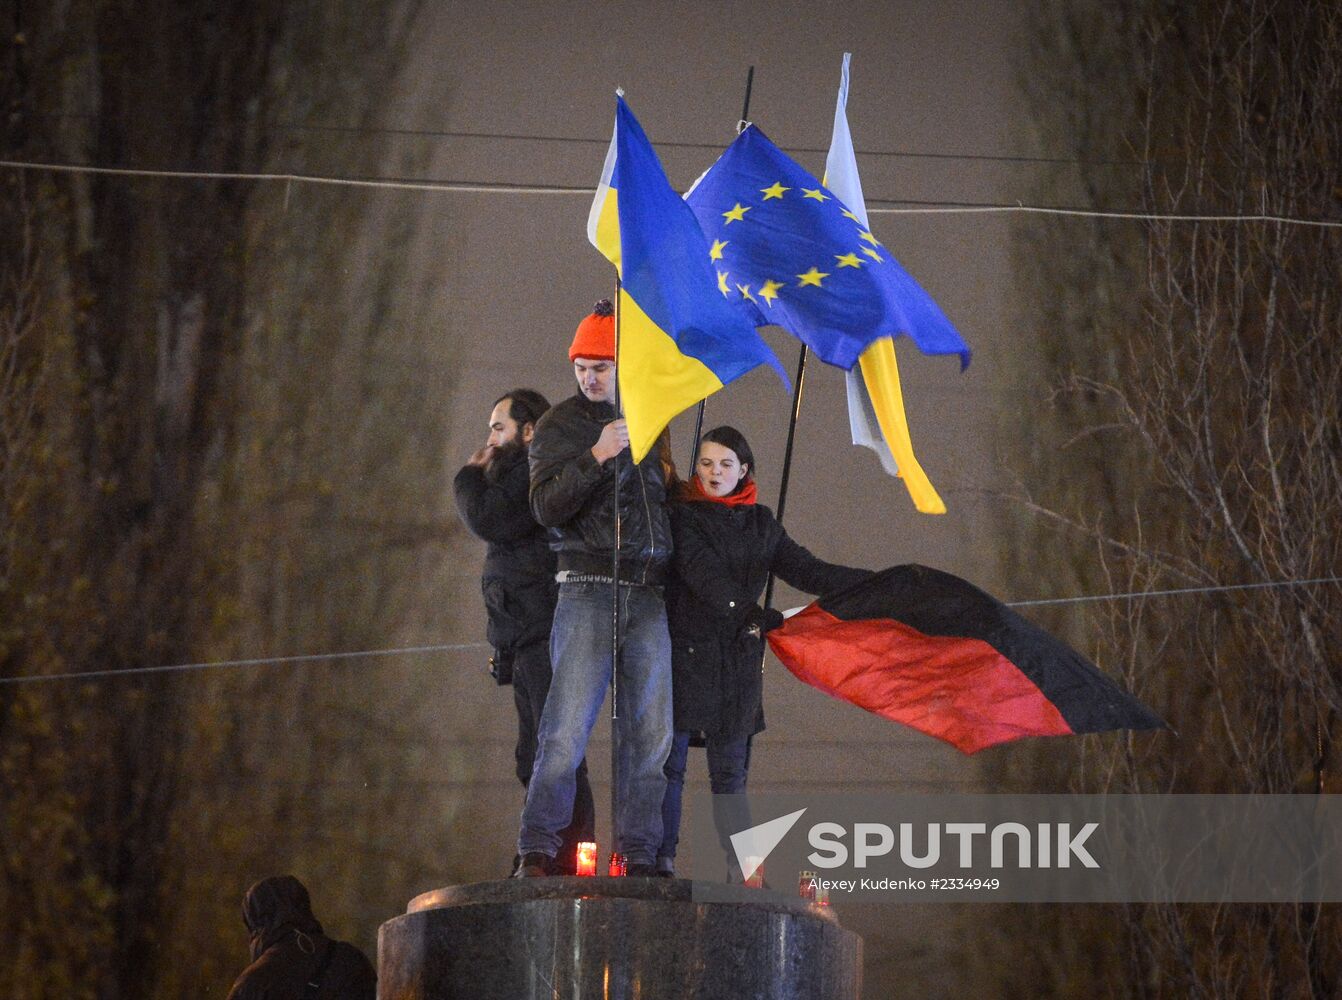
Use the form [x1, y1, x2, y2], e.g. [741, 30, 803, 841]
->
[2, 576, 1337, 686]
[0, 642, 487, 686]
[3, 158, 1341, 228]
[0, 158, 591, 195]
[865, 202, 1342, 228]
[19, 110, 1147, 166]
[1005, 575, 1342, 608]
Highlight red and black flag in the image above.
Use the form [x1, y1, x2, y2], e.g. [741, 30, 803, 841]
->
[768, 564, 1165, 754]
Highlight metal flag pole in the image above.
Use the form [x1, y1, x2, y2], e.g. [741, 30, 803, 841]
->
[762, 343, 809, 612]
[686, 64, 756, 471]
[609, 276, 623, 864]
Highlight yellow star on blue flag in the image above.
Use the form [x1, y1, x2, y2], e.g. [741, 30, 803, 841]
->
[684, 125, 970, 372]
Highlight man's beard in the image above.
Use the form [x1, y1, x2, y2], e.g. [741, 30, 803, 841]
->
[485, 436, 526, 480]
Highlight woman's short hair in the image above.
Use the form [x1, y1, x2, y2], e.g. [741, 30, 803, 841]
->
[700, 425, 756, 492]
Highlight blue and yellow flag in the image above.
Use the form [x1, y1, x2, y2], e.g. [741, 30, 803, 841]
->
[587, 96, 787, 462]
[684, 125, 971, 373]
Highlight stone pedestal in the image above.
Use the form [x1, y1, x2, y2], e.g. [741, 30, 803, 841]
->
[377, 877, 862, 999]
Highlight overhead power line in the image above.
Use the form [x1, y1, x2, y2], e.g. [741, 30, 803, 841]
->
[0, 158, 591, 195]
[21, 110, 1144, 167]
[3, 157, 1340, 228]
[2, 576, 1337, 687]
[1006, 575, 1342, 608]
[0, 642, 488, 686]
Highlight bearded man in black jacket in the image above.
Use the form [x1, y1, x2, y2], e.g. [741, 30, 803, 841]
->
[454, 388, 595, 875]
[513, 301, 674, 879]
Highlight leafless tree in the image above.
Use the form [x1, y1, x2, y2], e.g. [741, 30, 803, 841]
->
[980, 0, 1342, 995]
[1, 2, 458, 997]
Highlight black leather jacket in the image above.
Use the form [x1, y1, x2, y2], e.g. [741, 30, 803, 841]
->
[528, 393, 672, 586]
[453, 449, 558, 651]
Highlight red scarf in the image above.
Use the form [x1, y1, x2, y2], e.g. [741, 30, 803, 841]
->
[681, 475, 758, 507]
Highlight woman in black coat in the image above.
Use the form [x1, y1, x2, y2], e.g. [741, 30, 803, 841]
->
[657, 426, 869, 878]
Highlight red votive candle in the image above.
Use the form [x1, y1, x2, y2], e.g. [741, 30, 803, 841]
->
[576, 842, 597, 877]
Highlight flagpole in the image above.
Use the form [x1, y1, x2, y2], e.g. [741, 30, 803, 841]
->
[762, 343, 808, 612]
[687, 64, 755, 471]
[610, 277, 623, 862]
[738, 64, 755, 131]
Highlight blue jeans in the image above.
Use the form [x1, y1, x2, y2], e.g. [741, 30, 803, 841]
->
[659, 730, 753, 871]
[512, 639, 595, 873]
[518, 582, 672, 866]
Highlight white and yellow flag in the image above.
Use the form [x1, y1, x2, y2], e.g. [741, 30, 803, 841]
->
[824, 54, 946, 515]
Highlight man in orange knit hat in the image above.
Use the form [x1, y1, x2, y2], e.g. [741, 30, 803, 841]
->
[514, 299, 674, 878]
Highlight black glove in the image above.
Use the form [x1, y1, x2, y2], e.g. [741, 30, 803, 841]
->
[489, 648, 514, 686]
[740, 604, 785, 639]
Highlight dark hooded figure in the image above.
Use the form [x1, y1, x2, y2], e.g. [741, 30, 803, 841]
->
[226, 875, 376, 1000]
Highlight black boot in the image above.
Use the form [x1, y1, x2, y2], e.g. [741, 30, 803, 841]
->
[513, 852, 555, 878]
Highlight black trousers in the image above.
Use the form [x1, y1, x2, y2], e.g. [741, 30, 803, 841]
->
[512, 639, 596, 872]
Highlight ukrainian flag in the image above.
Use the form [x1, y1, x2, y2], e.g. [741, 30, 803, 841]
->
[587, 95, 787, 463]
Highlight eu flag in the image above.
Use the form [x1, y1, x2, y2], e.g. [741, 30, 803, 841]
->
[588, 97, 788, 462]
[685, 125, 971, 372]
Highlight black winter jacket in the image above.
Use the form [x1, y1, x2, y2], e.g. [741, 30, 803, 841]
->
[454, 449, 558, 651]
[528, 393, 672, 586]
[667, 499, 870, 738]
[227, 875, 376, 1000]
[227, 937, 375, 1000]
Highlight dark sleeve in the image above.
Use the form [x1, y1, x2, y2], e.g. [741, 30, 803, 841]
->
[770, 525, 872, 597]
[298, 941, 376, 1000]
[671, 510, 753, 624]
[339, 943, 378, 1000]
[528, 416, 608, 528]
[452, 464, 536, 543]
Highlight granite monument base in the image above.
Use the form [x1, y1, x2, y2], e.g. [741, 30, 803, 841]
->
[378, 877, 862, 999]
